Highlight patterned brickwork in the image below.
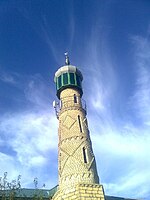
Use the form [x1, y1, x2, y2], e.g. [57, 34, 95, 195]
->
[57, 88, 99, 191]
[52, 183, 105, 200]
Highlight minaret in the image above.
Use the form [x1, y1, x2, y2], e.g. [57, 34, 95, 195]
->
[53, 53, 105, 200]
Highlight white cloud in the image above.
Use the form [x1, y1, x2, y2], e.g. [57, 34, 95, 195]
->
[0, 110, 58, 188]
[0, 153, 16, 173]
[0, 72, 58, 189]
[91, 127, 150, 199]
[0, 112, 58, 159]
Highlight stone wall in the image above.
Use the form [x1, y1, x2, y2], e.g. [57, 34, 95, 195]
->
[52, 183, 105, 200]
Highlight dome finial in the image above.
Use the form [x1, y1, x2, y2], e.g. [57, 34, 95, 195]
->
[64, 52, 70, 65]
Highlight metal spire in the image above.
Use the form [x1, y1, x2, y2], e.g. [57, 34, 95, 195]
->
[64, 52, 70, 65]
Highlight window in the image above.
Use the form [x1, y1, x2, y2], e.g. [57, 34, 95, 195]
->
[58, 76, 62, 89]
[76, 75, 81, 87]
[78, 115, 82, 132]
[74, 94, 77, 103]
[63, 73, 68, 85]
[83, 147, 87, 163]
[70, 73, 75, 84]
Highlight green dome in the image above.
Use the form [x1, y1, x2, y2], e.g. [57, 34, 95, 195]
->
[54, 65, 83, 99]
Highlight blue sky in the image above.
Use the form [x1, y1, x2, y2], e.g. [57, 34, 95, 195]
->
[0, 0, 150, 199]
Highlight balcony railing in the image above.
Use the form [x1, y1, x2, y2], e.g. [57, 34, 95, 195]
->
[60, 96, 86, 113]
[53, 96, 87, 119]
[61, 99, 86, 110]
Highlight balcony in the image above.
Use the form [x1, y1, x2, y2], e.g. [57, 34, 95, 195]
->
[60, 97, 87, 114]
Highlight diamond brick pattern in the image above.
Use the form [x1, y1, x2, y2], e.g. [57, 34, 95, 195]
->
[62, 115, 76, 130]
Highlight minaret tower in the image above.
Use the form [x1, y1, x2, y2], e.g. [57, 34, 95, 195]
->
[53, 53, 105, 200]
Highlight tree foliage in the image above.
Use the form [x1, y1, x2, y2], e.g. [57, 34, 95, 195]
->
[0, 173, 49, 200]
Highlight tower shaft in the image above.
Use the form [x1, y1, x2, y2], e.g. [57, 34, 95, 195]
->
[58, 88, 99, 190]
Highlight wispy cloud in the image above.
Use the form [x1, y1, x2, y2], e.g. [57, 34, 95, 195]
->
[24, 74, 52, 109]
[131, 35, 150, 126]
[39, 16, 60, 64]
[0, 71, 16, 84]
[78, 25, 150, 199]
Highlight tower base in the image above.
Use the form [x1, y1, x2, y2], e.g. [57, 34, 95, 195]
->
[52, 183, 105, 200]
